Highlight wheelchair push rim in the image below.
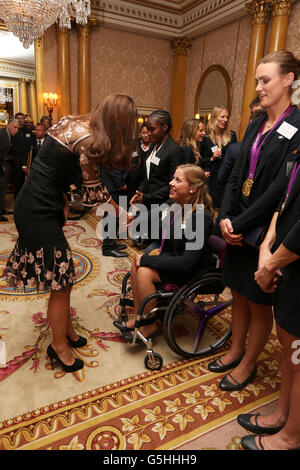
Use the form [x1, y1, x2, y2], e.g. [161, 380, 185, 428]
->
[163, 272, 232, 358]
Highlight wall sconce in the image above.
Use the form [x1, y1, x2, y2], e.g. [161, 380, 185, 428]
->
[43, 92, 58, 122]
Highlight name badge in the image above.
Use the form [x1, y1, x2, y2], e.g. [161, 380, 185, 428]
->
[26, 134, 31, 138]
[151, 155, 160, 166]
[277, 121, 298, 140]
[211, 145, 218, 153]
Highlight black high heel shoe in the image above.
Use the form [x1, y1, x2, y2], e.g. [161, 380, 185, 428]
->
[66, 334, 87, 348]
[47, 344, 84, 373]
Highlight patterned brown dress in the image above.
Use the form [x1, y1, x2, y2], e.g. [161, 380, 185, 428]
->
[4, 116, 111, 291]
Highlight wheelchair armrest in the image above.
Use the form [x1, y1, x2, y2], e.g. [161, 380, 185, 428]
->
[207, 235, 226, 268]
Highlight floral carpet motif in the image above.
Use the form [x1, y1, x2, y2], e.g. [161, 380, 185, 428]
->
[0, 213, 281, 451]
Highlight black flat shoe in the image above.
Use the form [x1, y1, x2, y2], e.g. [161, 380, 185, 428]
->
[241, 434, 300, 451]
[117, 243, 127, 250]
[237, 413, 284, 435]
[208, 353, 244, 373]
[66, 334, 88, 348]
[47, 344, 84, 373]
[102, 249, 129, 258]
[241, 435, 267, 450]
[219, 366, 257, 391]
[113, 320, 134, 332]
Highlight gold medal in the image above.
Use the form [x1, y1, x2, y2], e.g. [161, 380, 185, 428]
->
[148, 248, 161, 256]
[242, 178, 253, 197]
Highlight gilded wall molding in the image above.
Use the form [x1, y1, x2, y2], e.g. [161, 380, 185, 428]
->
[0, 59, 36, 80]
[268, 0, 295, 16]
[91, 0, 248, 38]
[245, 0, 272, 25]
[170, 37, 192, 55]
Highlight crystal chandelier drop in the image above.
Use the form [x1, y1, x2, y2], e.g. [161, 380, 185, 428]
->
[0, 87, 13, 104]
[0, 0, 91, 49]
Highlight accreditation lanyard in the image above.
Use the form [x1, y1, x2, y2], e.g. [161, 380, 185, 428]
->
[285, 161, 300, 202]
[248, 104, 294, 181]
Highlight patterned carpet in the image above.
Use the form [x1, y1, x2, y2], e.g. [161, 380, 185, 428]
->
[0, 211, 281, 451]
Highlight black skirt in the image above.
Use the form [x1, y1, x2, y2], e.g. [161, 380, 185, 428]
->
[223, 243, 272, 305]
[273, 262, 300, 338]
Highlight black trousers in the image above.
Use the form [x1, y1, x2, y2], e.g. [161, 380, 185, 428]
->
[0, 169, 7, 213]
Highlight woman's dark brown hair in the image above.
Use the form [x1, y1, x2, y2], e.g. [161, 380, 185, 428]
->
[81, 93, 136, 171]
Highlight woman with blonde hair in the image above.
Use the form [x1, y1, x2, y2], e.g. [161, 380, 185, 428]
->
[177, 118, 206, 165]
[4, 93, 137, 375]
[201, 105, 237, 208]
[114, 164, 216, 339]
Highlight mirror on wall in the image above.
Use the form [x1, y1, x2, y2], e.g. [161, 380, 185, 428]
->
[0, 26, 36, 125]
[194, 65, 232, 126]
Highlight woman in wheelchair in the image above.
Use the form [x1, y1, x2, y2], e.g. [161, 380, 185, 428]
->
[114, 164, 216, 341]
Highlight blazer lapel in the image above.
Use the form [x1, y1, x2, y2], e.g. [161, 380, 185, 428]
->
[149, 137, 169, 177]
[254, 106, 299, 182]
[236, 117, 264, 194]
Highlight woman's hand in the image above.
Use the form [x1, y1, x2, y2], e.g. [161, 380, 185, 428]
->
[254, 265, 281, 293]
[126, 211, 135, 226]
[204, 171, 210, 179]
[130, 190, 143, 206]
[219, 218, 243, 245]
[211, 149, 222, 161]
[134, 254, 142, 267]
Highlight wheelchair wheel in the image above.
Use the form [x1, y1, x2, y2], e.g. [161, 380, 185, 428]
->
[144, 352, 163, 370]
[163, 272, 232, 358]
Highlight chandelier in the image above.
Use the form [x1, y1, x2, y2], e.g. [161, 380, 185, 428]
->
[0, 87, 13, 104]
[0, 0, 91, 49]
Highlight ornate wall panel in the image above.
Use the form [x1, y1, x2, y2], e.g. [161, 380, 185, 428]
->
[89, 26, 172, 111]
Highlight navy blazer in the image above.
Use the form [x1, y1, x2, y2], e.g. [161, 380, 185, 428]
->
[217, 142, 242, 184]
[32, 134, 48, 161]
[137, 136, 184, 207]
[140, 204, 215, 283]
[274, 148, 300, 256]
[200, 130, 237, 173]
[0, 127, 11, 175]
[0, 127, 11, 156]
[220, 106, 300, 234]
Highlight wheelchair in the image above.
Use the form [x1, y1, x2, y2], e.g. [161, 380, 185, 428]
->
[117, 235, 232, 371]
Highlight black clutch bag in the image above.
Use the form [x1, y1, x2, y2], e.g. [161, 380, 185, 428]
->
[243, 226, 266, 248]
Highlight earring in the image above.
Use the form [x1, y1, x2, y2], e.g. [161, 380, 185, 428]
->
[190, 190, 193, 193]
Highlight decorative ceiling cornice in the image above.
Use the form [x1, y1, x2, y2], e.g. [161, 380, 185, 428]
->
[91, 0, 248, 38]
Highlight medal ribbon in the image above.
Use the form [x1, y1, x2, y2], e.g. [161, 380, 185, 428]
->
[285, 161, 300, 203]
[248, 104, 294, 180]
